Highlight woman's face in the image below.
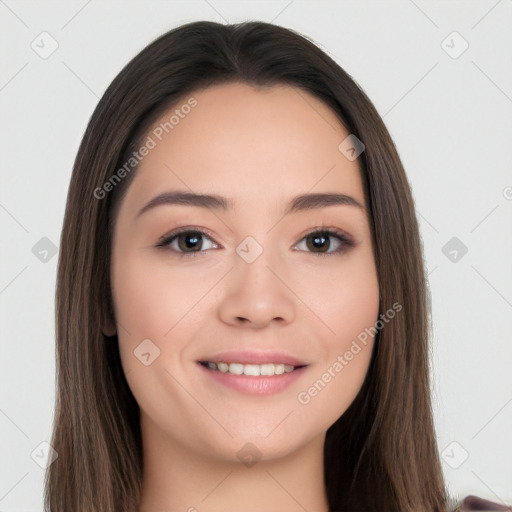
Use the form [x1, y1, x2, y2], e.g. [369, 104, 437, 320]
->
[109, 82, 380, 462]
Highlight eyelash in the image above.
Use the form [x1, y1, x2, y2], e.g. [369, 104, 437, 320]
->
[155, 226, 355, 258]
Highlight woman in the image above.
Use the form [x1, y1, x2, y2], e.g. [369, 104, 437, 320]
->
[44, 20, 510, 512]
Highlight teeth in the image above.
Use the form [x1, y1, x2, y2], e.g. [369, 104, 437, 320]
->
[217, 362, 229, 373]
[260, 363, 274, 376]
[229, 363, 244, 375]
[243, 364, 260, 376]
[204, 361, 297, 376]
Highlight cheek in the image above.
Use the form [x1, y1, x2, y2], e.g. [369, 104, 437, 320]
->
[111, 251, 215, 341]
[296, 302, 379, 431]
[112, 255, 171, 340]
[110, 250, 229, 392]
[328, 255, 380, 390]
[294, 253, 379, 424]
[301, 247, 380, 346]
[111, 252, 196, 377]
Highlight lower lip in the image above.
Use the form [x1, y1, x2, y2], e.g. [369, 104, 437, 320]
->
[197, 363, 308, 396]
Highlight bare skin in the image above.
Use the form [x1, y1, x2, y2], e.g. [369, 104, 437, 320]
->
[107, 82, 380, 512]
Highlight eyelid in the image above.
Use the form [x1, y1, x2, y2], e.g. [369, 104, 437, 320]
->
[293, 226, 355, 256]
[155, 226, 355, 257]
[155, 226, 220, 254]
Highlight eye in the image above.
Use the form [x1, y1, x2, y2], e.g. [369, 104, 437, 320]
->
[294, 228, 354, 256]
[155, 226, 355, 258]
[155, 228, 218, 257]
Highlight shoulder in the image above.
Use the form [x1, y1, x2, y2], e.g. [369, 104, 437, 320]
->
[451, 494, 512, 511]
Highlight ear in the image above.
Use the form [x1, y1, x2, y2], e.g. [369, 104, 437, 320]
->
[99, 299, 117, 338]
[102, 320, 117, 337]
[101, 308, 117, 337]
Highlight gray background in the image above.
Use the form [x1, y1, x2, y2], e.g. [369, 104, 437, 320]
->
[1, 0, 511, 509]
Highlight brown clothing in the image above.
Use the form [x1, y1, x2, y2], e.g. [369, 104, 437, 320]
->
[456, 495, 512, 511]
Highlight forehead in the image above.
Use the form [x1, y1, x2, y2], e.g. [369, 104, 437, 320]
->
[119, 82, 365, 218]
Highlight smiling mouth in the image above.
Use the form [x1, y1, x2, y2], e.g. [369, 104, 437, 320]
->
[198, 361, 307, 376]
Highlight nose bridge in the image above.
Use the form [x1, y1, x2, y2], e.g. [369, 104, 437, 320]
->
[217, 232, 296, 327]
[235, 231, 284, 299]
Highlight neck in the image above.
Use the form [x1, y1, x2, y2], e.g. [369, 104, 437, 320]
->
[137, 411, 330, 512]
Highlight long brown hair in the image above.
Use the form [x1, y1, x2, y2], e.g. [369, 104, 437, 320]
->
[45, 20, 450, 511]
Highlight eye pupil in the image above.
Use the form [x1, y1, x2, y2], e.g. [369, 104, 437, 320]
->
[307, 233, 329, 252]
[178, 232, 202, 251]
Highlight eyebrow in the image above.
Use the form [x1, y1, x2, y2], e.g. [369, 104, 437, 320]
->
[136, 190, 365, 218]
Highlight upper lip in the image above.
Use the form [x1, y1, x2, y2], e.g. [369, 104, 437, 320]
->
[198, 350, 308, 367]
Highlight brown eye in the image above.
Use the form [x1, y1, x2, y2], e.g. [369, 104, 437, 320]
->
[176, 232, 203, 252]
[305, 233, 331, 253]
[156, 229, 218, 256]
[295, 229, 354, 256]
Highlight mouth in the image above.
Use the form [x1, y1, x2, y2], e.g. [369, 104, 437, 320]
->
[196, 352, 309, 395]
[198, 360, 308, 376]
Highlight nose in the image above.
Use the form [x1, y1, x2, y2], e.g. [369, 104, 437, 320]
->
[217, 250, 296, 329]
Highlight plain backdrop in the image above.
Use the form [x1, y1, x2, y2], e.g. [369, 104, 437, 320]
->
[1, 1, 511, 510]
